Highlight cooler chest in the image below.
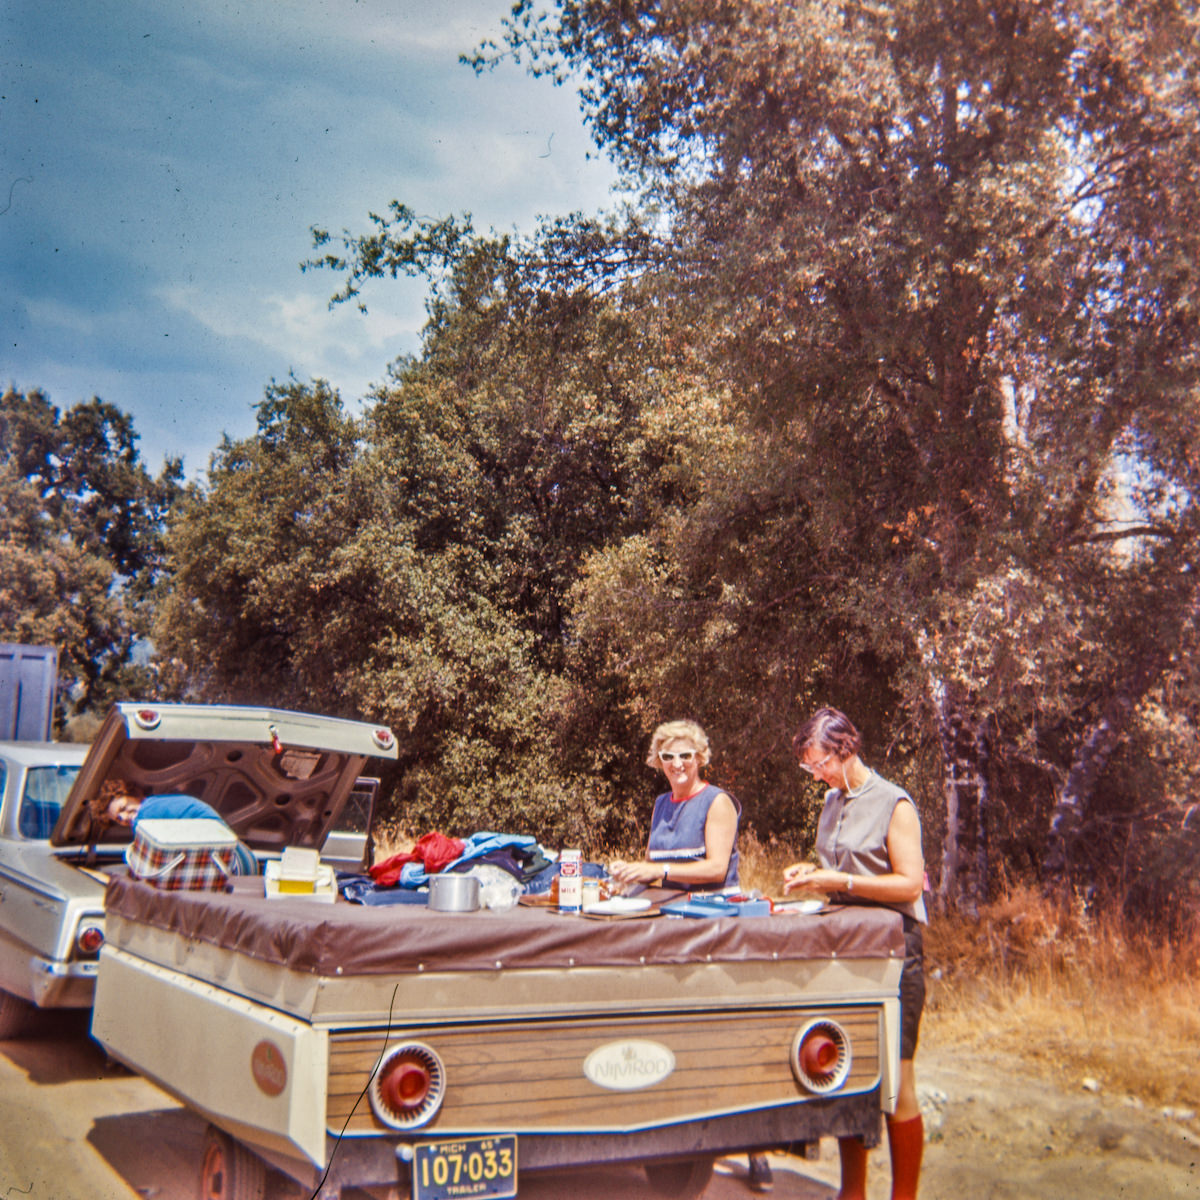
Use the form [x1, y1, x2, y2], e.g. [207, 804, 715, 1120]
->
[126, 817, 237, 891]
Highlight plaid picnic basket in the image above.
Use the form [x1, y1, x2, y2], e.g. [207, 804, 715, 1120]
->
[126, 817, 238, 891]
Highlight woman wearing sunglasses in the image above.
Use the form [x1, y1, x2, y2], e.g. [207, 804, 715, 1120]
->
[608, 719, 741, 894]
[782, 707, 927, 1200]
[608, 720, 773, 1192]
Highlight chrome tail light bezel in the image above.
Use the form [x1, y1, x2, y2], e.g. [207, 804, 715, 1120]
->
[790, 1017, 852, 1094]
[368, 1041, 446, 1130]
[75, 923, 105, 957]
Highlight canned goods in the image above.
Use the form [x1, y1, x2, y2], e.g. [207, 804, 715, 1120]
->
[558, 848, 582, 912]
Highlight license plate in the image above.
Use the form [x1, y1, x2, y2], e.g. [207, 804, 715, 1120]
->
[412, 1135, 517, 1200]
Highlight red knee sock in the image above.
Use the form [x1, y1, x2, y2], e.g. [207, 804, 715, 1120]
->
[886, 1113, 924, 1200]
[836, 1135, 868, 1200]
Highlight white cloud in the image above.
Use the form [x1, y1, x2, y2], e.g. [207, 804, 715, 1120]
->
[157, 278, 423, 394]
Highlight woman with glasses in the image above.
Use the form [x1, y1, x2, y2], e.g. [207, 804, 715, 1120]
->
[783, 707, 926, 1200]
[608, 719, 741, 893]
[609, 721, 774, 1193]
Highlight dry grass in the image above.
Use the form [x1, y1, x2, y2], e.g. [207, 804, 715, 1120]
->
[923, 885, 1200, 1110]
[735, 828, 805, 896]
[372, 822, 416, 860]
[370, 826, 1199, 1110]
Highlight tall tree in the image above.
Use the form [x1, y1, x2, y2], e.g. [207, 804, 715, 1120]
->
[157, 240, 682, 846]
[468, 0, 1200, 909]
[310, 2, 1200, 911]
[152, 378, 363, 709]
[0, 387, 181, 727]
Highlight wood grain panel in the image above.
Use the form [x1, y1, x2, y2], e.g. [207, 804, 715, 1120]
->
[328, 1005, 882, 1136]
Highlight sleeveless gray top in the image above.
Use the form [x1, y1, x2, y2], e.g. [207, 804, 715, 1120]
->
[816, 771, 927, 923]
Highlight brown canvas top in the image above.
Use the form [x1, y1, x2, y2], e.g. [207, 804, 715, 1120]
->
[105, 875, 906, 978]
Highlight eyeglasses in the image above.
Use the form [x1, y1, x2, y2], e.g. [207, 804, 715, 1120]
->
[659, 750, 696, 764]
[798, 750, 837, 775]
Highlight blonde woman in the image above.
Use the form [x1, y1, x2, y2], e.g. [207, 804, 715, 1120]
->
[609, 721, 773, 1193]
[609, 719, 741, 892]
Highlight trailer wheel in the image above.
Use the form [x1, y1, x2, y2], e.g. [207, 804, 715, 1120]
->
[643, 1155, 715, 1199]
[0, 987, 37, 1039]
[199, 1126, 267, 1200]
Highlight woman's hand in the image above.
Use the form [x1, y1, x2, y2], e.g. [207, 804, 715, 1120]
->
[608, 859, 664, 886]
[782, 861, 812, 884]
[782, 861, 845, 895]
[782, 861, 817, 891]
[780, 801, 926, 903]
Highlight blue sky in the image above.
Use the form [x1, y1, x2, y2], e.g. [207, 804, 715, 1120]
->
[3, 0, 617, 475]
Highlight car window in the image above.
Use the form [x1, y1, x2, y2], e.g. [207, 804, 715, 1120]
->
[19, 764, 81, 839]
[337, 778, 379, 835]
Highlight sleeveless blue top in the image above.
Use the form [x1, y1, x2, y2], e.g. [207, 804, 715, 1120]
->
[648, 782, 741, 890]
[132, 793, 224, 827]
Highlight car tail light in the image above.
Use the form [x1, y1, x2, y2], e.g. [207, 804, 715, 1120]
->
[790, 1018, 851, 1094]
[372, 728, 395, 751]
[368, 1042, 445, 1130]
[76, 925, 105, 956]
[133, 708, 162, 730]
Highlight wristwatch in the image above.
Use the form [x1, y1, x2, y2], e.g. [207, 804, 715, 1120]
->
[844, 874, 854, 893]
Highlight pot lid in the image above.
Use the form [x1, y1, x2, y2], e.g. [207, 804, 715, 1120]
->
[51, 702, 397, 853]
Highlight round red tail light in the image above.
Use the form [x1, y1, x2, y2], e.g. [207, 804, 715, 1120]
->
[791, 1019, 851, 1094]
[385, 1061, 431, 1110]
[133, 708, 162, 730]
[76, 925, 105, 956]
[368, 1042, 445, 1130]
[801, 1032, 838, 1077]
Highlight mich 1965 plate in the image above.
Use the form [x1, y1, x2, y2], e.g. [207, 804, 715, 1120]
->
[412, 1135, 517, 1200]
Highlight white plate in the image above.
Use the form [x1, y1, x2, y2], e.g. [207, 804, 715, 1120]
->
[778, 899, 824, 915]
[585, 896, 652, 915]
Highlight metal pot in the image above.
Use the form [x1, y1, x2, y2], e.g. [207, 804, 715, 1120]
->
[428, 872, 481, 912]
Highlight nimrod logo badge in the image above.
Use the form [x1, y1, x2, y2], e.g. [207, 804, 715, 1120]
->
[251, 1039, 288, 1097]
[583, 1039, 675, 1090]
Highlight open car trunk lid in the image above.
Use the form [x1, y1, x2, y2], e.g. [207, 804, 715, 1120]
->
[50, 702, 397, 855]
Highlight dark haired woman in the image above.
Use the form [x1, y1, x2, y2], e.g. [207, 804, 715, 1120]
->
[89, 778, 258, 875]
[783, 707, 926, 1200]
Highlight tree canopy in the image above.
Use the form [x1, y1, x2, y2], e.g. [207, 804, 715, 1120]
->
[309, 0, 1200, 917]
[0, 387, 181, 731]
[152, 262, 683, 847]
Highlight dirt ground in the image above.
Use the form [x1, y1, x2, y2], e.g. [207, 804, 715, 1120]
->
[867, 1040, 1200, 1200]
[1, 1014, 1197, 1199]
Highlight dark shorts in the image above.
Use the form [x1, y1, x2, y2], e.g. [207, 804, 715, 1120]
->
[899, 916, 925, 1060]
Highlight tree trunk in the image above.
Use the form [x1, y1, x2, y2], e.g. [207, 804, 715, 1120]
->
[926, 666, 990, 915]
[1044, 671, 1160, 899]
[974, 716, 993, 906]
[1044, 565, 1200, 900]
